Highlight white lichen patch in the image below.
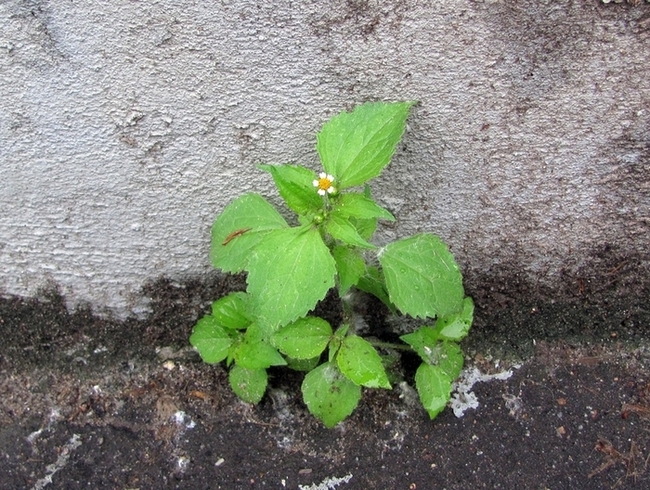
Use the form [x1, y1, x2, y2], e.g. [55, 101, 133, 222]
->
[172, 410, 196, 429]
[299, 473, 353, 490]
[451, 366, 518, 418]
[31, 434, 82, 490]
[267, 388, 298, 451]
[27, 408, 63, 446]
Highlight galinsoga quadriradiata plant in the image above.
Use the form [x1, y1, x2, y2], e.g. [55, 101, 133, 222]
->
[190, 101, 473, 427]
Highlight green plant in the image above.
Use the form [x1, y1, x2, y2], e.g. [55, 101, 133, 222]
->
[190, 101, 474, 427]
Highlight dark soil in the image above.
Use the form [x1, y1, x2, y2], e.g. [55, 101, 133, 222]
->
[1, 276, 649, 490]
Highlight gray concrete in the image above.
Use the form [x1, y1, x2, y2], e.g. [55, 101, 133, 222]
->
[1, 0, 649, 317]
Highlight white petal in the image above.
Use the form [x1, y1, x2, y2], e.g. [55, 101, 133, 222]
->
[317, 189, 326, 196]
[327, 174, 335, 182]
[319, 172, 327, 179]
[313, 180, 319, 187]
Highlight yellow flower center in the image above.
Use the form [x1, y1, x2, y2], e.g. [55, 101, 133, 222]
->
[317, 177, 333, 191]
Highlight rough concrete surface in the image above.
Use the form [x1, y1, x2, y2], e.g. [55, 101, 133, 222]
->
[1, 0, 649, 315]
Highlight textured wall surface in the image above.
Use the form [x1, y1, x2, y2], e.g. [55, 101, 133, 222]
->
[1, 0, 649, 316]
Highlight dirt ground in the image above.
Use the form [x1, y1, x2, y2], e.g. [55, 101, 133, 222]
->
[1, 276, 649, 489]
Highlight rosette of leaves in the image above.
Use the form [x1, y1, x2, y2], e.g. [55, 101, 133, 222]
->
[190, 101, 474, 427]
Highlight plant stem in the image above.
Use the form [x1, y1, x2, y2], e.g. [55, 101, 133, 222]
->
[340, 293, 356, 327]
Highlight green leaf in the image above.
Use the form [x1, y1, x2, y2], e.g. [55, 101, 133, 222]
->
[211, 292, 252, 330]
[351, 186, 379, 239]
[234, 341, 287, 370]
[271, 317, 332, 359]
[225, 330, 245, 367]
[401, 327, 464, 376]
[211, 193, 288, 273]
[234, 324, 287, 369]
[286, 356, 320, 372]
[189, 316, 233, 364]
[379, 233, 464, 318]
[337, 335, 391, 389]
[350, 216, 377, 241]
[437, 342, 464, 380]
[327, 192, 395, 249]
[355, 266, 396, 313]
[415, 363, 452, 420]
[316, 101, 414, 189]
[301, 362, 362, 428]
[259, 164, 322, 215]
[334, 193, 395, 221]
[326, 213, 376, 249]
[229, 365, 267, 404]
[400, 326, 440, 364]
[246, 225, 336, 332]
[331, 246, 366, 295]
[328, 324, 349, 363]
[433, 296, 474, 341]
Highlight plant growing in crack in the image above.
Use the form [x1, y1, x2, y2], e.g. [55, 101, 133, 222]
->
[190, 101, 474, 427]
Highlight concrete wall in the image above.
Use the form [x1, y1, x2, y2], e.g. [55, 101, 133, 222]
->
[1, 0, 649, 317]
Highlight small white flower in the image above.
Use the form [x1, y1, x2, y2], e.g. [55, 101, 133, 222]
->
[313, 172, 336, 196]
